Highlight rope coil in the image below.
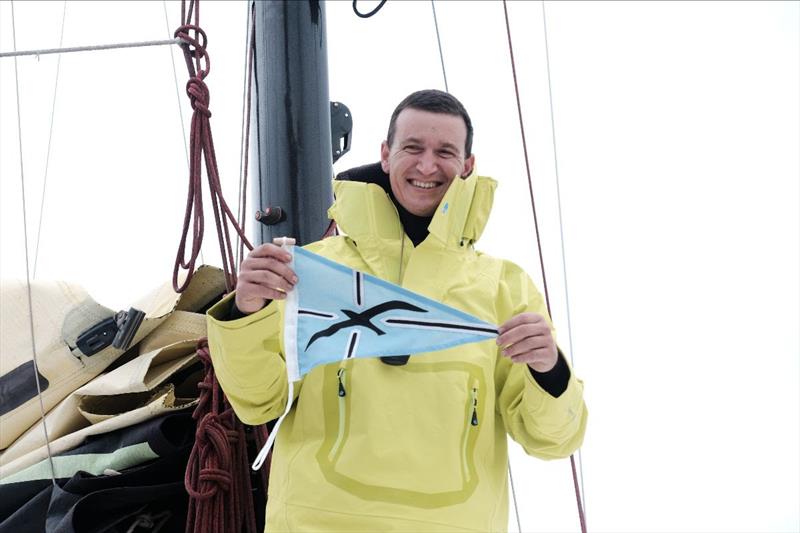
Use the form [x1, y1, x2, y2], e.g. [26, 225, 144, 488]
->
[171, 7, 253, 294]
[185, 341, 260, 533]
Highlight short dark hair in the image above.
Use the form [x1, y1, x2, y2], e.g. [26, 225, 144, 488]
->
[386, 90, 473, 156]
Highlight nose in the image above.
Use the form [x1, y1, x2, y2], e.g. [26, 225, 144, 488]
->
[416, 150, 438, 176]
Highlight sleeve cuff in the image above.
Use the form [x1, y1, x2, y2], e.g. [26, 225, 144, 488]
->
[210, 292, 270, 321]
[529, 351, 571, 398]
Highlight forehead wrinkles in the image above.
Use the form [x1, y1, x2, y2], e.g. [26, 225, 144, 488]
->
[392, 110, 467, 150]
[394, 135, 463, 155]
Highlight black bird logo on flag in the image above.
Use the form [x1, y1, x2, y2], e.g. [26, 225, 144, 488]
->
[305, 301, 427, 350]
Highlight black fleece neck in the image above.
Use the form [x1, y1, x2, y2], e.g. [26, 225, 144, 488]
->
[336, 163, 432, 247]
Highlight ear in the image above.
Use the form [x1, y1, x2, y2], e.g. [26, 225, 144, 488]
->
[462, 154, 476, 178]
[380, 141, 391, 174]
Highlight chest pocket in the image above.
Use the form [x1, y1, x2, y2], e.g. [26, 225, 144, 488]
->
[315, 358, 486, 508]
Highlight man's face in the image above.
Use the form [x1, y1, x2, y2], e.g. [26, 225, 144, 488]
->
[381, 108, 475, 217]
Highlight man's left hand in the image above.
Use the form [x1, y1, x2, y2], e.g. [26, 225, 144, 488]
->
[497, 313, 557, 373]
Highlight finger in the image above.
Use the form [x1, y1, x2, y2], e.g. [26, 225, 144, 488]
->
[239, 269, 296, 293]
[497, 322, 550, 347]
[241, 257, 298, 284]
[238, 282, 289, 301]
[502, 335, 552, 358]
[509, 344, 554, 363]
[497, 312, 547, 335]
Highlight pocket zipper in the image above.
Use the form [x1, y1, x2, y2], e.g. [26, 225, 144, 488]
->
[471, 386, 479, 426]
[329, 368, 348, 461]
[337, 368, 347, 397]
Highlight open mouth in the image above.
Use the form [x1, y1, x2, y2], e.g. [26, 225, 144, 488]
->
[409, 179, 441, 190]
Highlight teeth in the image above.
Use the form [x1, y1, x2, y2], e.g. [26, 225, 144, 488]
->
[411, 180, 438, 189]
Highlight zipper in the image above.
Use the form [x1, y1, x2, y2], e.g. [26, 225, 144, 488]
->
[470, 385, 479, 426]
[337, 368, 347, 397]
[329, 368, 347, 461]
[461, 380, 480, 480]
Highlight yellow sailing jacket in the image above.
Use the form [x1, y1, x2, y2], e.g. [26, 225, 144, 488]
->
[206, 172, 587, 532]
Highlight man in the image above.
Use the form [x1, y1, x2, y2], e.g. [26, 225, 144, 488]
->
[207, 90, 587, 532]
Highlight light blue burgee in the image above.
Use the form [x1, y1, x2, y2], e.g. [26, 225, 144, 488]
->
[283, 245, 498, 381]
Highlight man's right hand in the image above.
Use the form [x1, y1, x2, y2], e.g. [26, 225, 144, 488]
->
[235, 243, 298, 315]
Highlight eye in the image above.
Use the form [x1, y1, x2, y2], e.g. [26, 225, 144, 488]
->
[403, 145, 423, 154]
[437, 149, 457, 158]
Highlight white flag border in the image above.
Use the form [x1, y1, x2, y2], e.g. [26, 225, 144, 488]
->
[284, 243, 301, 382]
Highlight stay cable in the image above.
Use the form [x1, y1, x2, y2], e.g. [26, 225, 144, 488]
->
[32, 0, 67, 279]
[542, 0, 588, 522]
[10, 0, 58, 487]
[502, 1, 587, 531]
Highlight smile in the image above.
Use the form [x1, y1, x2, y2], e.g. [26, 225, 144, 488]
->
[410, 180, 440, 190]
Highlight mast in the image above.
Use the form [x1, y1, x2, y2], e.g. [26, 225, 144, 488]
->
[251, 0, 334, 247]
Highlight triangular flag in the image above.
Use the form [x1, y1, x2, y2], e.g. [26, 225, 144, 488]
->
[253, 241, 498, 471]
[284, 245, 498, 381]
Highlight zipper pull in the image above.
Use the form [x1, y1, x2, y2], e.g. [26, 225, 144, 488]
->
[337, 368, 346, 397]
[471, 387, 479, 426]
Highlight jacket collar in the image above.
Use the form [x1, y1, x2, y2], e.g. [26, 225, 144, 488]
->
[328, 165, 497, 251]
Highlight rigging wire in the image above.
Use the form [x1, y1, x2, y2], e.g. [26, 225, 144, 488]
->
[352, 0, 387, 19]
[501, 0, 552, 314]
[10, 0, 58, 487]
[32, 0, 67, 279]
[541, 0, 588, 521]
[430, 0, 449, 93]
[0, 37, 186, 59]
[501, 1, 587, 531]
[508, 462, 523, 533]
[235, 2, 251, 270]
[236, 2, 256, 272]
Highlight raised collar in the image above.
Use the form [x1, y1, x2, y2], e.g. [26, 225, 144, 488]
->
[328, 169, 497, 251]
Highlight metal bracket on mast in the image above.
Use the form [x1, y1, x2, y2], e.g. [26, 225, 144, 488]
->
[330, 101, 352, 164]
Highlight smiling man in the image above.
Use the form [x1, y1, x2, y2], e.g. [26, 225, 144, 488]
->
[207, 90, 587, 532]
[381, 103, 475, 217]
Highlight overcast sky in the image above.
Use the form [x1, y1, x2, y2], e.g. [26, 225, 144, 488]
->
[1, 1, 798, 532]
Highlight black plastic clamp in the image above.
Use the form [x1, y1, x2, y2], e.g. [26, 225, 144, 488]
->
[76, 307, 145, 356]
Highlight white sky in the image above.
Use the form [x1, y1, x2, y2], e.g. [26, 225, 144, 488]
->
[1, 1, 798, 532]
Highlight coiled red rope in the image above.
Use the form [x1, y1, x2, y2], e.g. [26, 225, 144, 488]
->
[185, 340, 260, 533]
[171, 2, 266, 532]
[172, 0, 253, 295]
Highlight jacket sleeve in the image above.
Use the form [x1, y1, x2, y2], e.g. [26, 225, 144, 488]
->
[206, 293, 301, 425]
[494, 262, 587, 460]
